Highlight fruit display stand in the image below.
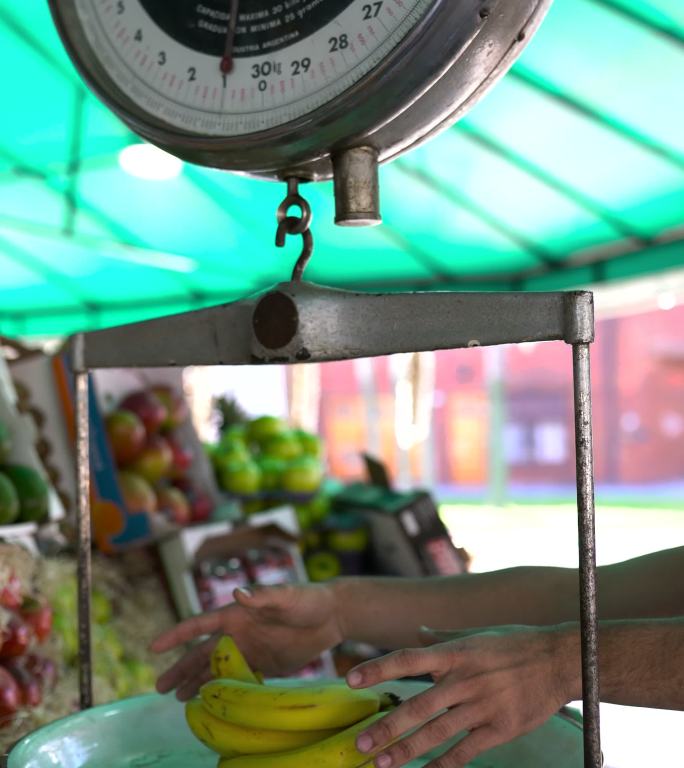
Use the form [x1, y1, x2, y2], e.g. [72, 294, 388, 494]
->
[9, 354, 225, 552]
[6, 284, 600, 767]
[91, 367, 224, 535]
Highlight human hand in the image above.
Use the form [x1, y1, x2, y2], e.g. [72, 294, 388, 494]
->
[150, 582, 342, 700]
[346, 623, 580, 768]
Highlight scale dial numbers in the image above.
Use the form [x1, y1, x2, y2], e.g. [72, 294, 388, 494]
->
[75, 0, 434, 136]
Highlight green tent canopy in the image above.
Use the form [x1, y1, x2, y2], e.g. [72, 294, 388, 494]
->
[0, 0, 682, 337]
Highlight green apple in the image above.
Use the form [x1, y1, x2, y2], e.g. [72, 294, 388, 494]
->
[305, 551, 342, 582]
[257, 456, 286, 492]
[281, 456, 324, 495]
[246, 415, 287, 447]
[294, 429, 323, 458]
[262, 431, 302, 462]
[298, 494, 331, 525]
[222, 424, 248, 442]
[219, 459, 262, 496]
[214, 437, 250, 466]
[294, 504, 314, 531]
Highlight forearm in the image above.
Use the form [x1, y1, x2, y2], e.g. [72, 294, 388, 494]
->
[559, 617, 684, 710]
[332, 566, 578, 648]
[331, 546, 684, 649]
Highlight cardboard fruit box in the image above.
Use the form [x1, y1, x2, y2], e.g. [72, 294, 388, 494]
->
[332, 455, 470, 578]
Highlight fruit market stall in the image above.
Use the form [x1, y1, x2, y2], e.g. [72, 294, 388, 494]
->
[8, 0, 680, 761]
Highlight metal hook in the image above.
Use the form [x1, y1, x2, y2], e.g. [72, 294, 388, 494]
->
[275, 217, 314, 281]
[275, 177, 314, 281]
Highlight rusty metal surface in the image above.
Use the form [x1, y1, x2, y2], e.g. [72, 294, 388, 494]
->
[332, 147, 381, 226]
[76, 284, 594, 368]
[74, 335, 93, 710]
[573, 342, 602, 768]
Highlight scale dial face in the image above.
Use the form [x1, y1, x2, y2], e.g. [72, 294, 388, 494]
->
[74, 0, 434, 137]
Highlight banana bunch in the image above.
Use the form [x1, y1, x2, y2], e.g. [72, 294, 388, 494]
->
[210, 636, 262, 684]
[184, 635, 394, 768]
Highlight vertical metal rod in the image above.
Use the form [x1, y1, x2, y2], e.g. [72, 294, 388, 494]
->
[572, 343, 601, 767]
[74, 334, 93, 710]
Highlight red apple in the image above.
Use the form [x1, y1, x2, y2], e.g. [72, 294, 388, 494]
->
[150, 385, 188, 431]
[0, 666, 20, 726]
[105, 409, 146, 465]
[156, 486, 191, 526]
[20, 597, 53, 643]
[119, 390, 168, 435]
[129, 435, 173, 485]
[0, 572, 22, 611]
[4, 662, 41, 707]
[118, 471, 157, 515]
[190, 491, 213, 524]
[172, 476, 193, 494]
[0, 615, 30, 659]
[167, 436, 193, 480]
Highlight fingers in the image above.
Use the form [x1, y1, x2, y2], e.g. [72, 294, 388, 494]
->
[425, 725, 501, 768]
[419, 626, 489, 646]
[175, 666, 214, 702]
[363, 705, 482, 768]
[233, 583, 297, 616]
[347, 647, 444, 688]
[150, 611, 227, 653]
[356, 683, 477, 756]
[155, 636, 215, 695]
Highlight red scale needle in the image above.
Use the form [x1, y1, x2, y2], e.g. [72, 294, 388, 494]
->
[220, 0, 240, 76]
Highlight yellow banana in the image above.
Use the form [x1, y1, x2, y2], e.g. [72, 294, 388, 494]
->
[211, 636, 261, 684]
[200, 678, 382, 731]
[184, 698, 342, 757]
[216, 711, 387, 768]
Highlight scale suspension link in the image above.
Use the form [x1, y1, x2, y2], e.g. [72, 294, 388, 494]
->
[275, 177, 314, 281]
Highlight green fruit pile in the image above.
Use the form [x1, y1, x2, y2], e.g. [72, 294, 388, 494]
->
[0, 420, 49, 526]
[210, 416, 325, 513]
[52, 580, 156, 700]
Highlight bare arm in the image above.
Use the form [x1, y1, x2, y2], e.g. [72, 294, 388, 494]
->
[332, 546, 684, 649]
[561, 617, 684, 709]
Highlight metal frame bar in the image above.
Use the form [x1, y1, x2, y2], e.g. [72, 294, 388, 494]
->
[71, 286, 601, 766]
[587, 0, 684, 49]
[573, 343, 601, 767]
[454, 121, 653, 245]
[509, 66, 684, 172]
[73, 334, 93, 710]
[394, 161, 560, 267]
